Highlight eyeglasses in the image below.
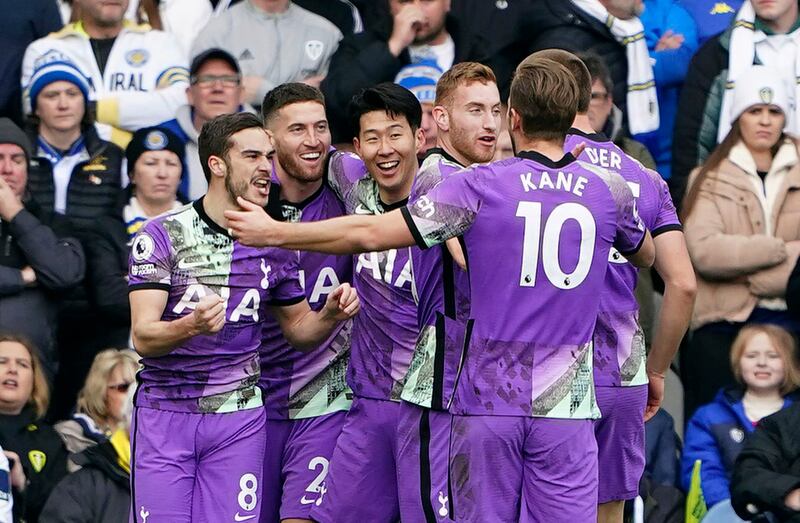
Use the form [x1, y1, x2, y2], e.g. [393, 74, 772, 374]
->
[590, 91, 610, 102]
[191, 74, 241, 88]
[108, 382, 132, 393]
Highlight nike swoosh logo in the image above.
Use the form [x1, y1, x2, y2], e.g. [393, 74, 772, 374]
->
[354, 203, 373, 215]
[234, 513, 256, 521]
[177, 258, 206, 270]
[300, 496, 317, 505]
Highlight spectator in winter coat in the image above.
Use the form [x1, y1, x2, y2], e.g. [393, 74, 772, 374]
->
[54, 349, 138, 471]
[672, 0, 800, 204]
[731, 401, 800, 521]
[682, 324, 800, 509]
[679, 0, 743, 46]
[39, 380, 136, 523]
[681, 67, 800, 416]
[0, 118, 85, 380]
[0, 334, 69, 523]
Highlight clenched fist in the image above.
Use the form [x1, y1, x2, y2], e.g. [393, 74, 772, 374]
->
[191, 294, 226, 335]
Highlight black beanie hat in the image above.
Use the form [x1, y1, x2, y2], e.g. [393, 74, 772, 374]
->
[0, 117, 32, 162]
[126, 127, 185, 175]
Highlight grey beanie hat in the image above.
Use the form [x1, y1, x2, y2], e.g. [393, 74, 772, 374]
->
[0, 118, 32, 162]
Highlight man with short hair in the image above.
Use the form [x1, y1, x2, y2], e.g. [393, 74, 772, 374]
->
[0, 118, 85, 380]
[322, 0, 493, 141]
[22, 0, 189, 146]
[525, 48, 696, 523]
[226, 60, 656, 522]
[192, 0, 343, 106]
[394, 61, 500, 522]
[673, 0, 800, 201]
[128, 112, 358, 522]
[258, 83, 353, 523]
[160, 48, 245, 200]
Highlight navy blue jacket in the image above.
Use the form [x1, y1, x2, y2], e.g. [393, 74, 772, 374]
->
[681, 387, 798, 508]
[0, 0, 62, 124]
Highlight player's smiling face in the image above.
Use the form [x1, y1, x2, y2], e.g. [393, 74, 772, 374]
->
[224, 127, 274, 207]
[354, 110, 423, 203]
[443, 80, 501, 164]
[271, 101, 331, 183]
[0, 341, 35, 416]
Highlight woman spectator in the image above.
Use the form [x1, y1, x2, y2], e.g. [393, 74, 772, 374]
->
[0, 333, 68, 523]
[54, 349, 138, 469]
[39, 381, 136, 522]
[82, 127, 186, 333]
[681, 66, 800, 417]
[682, 324, 800, 514]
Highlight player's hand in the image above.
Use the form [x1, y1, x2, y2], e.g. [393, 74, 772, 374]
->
[388, 4, 425, 56]
[569, 141, 587, 158]
[0, 177, 23, 222]
[322, 283, 360, 321]
[644, 369, 665, 421]
[225, 197, 282, 247]
[4, 451, 26, 491]
[190, 294, 225, 335]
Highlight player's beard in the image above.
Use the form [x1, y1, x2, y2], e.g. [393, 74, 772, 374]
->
[450, 125, 494, 164]
[275, 144, 326, 183]
[225, 172, 250, 204]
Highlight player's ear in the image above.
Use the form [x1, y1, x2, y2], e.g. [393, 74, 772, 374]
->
[415, 127, 425, 153]
[432, 105, 449, 132]
[353, 136, 362, 157]
[208, 155, 227, 179]
[508, 108, 522, 132]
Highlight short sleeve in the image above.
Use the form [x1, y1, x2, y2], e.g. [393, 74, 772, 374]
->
[647, 168, 683, 236]
[327, 151, 369, 206]
[605, 171, 647, 256]
[128, 220, 173, 291]
[269, 250, 306, 306]
[402, 167, 481, 249]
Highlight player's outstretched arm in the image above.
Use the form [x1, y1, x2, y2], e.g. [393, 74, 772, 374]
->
[271, 283, 360, 351]
[225, 197, 416, 254]
[130, 291, 225, 358]
[623, 230, 656, 268]
[644, 230, 697, 421]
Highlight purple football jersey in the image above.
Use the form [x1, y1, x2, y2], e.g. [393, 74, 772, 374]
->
[328, 151, 418, 401]
[128, 198, 305, 413]
[402, 151, 646, 418]
[401, 148, 471, 411]
[565, 130, 681, 386]
[259, 182, 354, 419]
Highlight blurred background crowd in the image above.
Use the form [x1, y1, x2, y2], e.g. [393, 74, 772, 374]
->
[2, 0, 800, 522]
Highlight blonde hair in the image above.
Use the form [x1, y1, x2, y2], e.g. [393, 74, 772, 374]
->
[76, 348, 139, 424]
[0, 333, 50, 418]
[434, 62, 497, 109]
[730, 324, 800, 395]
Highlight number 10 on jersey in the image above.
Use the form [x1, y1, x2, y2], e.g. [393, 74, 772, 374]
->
[516, 201, 597, 289]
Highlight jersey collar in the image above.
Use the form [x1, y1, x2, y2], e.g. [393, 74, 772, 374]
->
[516, 150, 576, 168]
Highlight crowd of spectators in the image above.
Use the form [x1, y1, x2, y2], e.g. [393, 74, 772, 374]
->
[2, 0, 800, 522]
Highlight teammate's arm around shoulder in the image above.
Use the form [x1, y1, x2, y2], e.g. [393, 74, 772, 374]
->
[270, 284, 359, 351]
[130, 291, 224, 358]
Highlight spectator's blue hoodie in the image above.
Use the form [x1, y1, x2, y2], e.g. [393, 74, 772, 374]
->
[681, 387, 798, 508]
[641, 0, 699, 180]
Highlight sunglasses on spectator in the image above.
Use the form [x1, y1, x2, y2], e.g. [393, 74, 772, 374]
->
[108, 382, 132, 393]
[191, 74, 241, 88]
